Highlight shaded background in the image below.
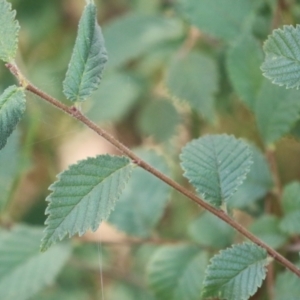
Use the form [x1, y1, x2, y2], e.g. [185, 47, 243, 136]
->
[1, 0, 300, 299]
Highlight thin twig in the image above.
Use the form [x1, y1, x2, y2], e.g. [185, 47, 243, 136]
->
[6, 62, 300, 278]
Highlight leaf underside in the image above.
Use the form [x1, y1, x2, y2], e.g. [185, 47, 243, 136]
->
[261, 25, 300, 89]
[0, 85, 26, 151]
[41, 155, 133, 251]
[202, 243, 269, 300]
[180, 134, 252, 208]
[63, 1, 108, 102]
[0, 0, 20, 62]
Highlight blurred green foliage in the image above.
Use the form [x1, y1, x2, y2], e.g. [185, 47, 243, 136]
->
[1, 0, 300, 299]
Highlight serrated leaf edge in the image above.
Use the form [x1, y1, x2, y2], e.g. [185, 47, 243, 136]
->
[261, 25, 300, 90]
[202, 242, 269, 300]
[41, 155, 133, 251]
[180, 134, 253, 207]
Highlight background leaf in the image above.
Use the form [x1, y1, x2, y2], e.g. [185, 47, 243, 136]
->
[274, 268, 300, 300]
[63, 1, 108, 102]
[255, 79, 300, 145]
[0, 130, 20, 211]
[103, 13, 183, 69]
[180, 134, 252, 207]
[0, 0, 20, 62]
[41, 155, 133, 251]
[250, 215, 287, 249]
[137, 98, 180, 142]
[0, 225, 71, 300]
[0, 85, 26, 151]
[261, 25, 300, 89]
[188, 211, 234, 249]
[177, 0, 255, 41]
[227, 144, 273, 210]
[279, 182, 300, 235]
[108, 150, 171, 238]
[226, 34, 264, 110]
[202, 243, 269, 300]
[147, 245, 208, 300]
[166, 52, 218, 121]
[87, 72, 142, 123]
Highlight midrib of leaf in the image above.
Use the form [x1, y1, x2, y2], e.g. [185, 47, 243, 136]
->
[76, 21, 97, 100]
[211, 138, 223, 201]
[47, 164, 127, 239]
[0, 88, 20, 110]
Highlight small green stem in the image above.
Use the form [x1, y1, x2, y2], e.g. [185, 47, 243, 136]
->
[6, 62, 300, 278]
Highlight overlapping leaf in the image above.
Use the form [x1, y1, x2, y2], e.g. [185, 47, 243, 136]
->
[0, 130, 20, 211]
[0, 225, 71, 300]
[87, 72, 142, 123]
[188, 212, 234, 249]
[255, 79, 300, 145]
[41, 155, 133, 251]
[0, 0, 20, 62]
[0, 85, 26, 151]
[261, 25, 300, 89]
[227, 34, 264, 110]
[104, 13, 183, 69]
[137, 99, 180, 142]
[250, 215, 287, 249]
[202, 243, 269, 300]
[63, 1, 108, 102]
[147, 245, 208, 300]
[274, 268, 300, 300]
[166, 52, 218, 121]
[177, 0, 255, 41]
[180, 134, 252, 207]
[227, 144, 273, 210]
[279, 182, 300, 235]
[108, 150, 170, 238]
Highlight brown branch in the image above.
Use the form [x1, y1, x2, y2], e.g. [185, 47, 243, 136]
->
[6, 62, 300, 278]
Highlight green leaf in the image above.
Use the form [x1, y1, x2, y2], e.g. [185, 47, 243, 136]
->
[280, 211, 300, 236]
[0, 130, 20, 211]
[281, 181, 300, 213]
[188, 212, 234, 249]
[202, 243, 269, 300]
[255, 79, 300, 145]
[0, 0, 20, 62]
[180, 134, 252, 208]
[63, 1, 108, 102]
[104, 13, 183, 69]
[226, 34, 264, 110]
[279, 182, 300, 235]
[250, 215, 287, 249]
[0, 85, 26, 151]
[227, 144, 273, 210]
[87, 72, 142, 123]
[177, 0, 255, 41]
[147, 245, 208, 300]
[0, 225, 71, 300]
[274, 269, 300, 300]
[106, 282, 155, 300]
[261, 25, 300, 89]
[108, 150, 170, 238]
[137, 98, 180, 142]
[41, 155, 133, 251]
[166, 52, 218, 121]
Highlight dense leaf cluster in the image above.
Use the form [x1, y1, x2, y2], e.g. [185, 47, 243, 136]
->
[1, 0, 300, 299]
